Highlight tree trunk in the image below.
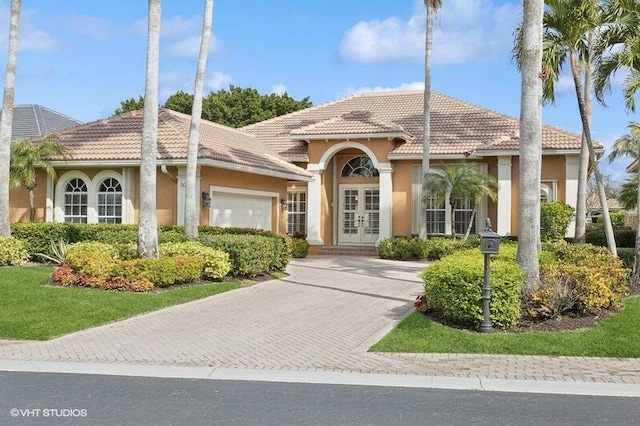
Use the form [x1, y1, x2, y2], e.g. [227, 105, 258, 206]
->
[0, 0, 21, 237]
[185, 0, 214, 241]
[419, 3, 435, 240]
[138, 0, 161, 259]
[569, 50, 617, 257]
[464, 209, 476, 241]
[449, 198, 455, 238]
[28, 189, 35, 222]
[633, 168, 640, 286]
[574, 33, 593, 244]
[517, 0, 544, 293]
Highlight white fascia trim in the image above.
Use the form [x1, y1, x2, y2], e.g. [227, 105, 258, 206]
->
[473, 149, 589, 157]
[387, 153, 470, 160]
[198, 159, 312, 182]
[295, 132, 410, 141]
[210, 186, 280, 199]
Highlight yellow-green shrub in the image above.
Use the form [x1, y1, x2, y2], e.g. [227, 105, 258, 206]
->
[159, 241, 230, 280]
[421, 247, 523, 329]
[66, 241, 118, 278]
[0, 237, 29, 266]
[115, 256, 205, 288]
[198, 235, 277, 277]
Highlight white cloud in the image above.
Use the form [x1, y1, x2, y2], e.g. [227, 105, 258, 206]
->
[339, 0, 520, 64]
[206, 71, 232, 91]
[0, 5, 60, 52]
[344, 81, 425, 97]
[163, 35, 220, 59]
[271, 84, 287, 95]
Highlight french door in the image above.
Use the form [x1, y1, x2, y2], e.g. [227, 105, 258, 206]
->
[339, 184, 379, 245]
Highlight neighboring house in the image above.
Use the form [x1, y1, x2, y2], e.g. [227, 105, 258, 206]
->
[9, 91, 595, 253]
[2, 104, 82, 140]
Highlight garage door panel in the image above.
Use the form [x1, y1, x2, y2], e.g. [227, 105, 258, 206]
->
[211, 192, 272, 230]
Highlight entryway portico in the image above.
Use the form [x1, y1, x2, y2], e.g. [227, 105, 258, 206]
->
[306, 141, 393, 247]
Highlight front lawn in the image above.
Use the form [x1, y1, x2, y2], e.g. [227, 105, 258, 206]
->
[370, 295, 640, 358]
[0, 266, 242, 340]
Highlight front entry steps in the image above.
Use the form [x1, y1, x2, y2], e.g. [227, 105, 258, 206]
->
[317, 246, 378, 257]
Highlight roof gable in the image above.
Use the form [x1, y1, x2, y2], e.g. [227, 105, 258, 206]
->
[2, 105, 82, 140]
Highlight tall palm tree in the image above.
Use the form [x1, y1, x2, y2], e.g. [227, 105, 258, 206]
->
[607, 121, 640, 284]
[517, 0, 545, 291]
[419, 0, 444, 240]
[514, 0, 616, 252]
[185, 0, 214, 241]
[0, 0, 21, 237]
[9, 138, 65, 222]
[138, 0, 161, 259]
[423, 164, 497, 238]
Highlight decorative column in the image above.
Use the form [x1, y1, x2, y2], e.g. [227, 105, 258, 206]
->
[176, 167, 187, 226]
[306, 164, 324, 245]
[497, 156, 512, 236]
[565, 155, 580, 236]
[45, 174, 54, 222]
[122, 167, 135, 224]
[378, 164, 394, 243]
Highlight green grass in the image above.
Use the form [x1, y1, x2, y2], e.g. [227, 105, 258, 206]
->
[0, 266, 242, 341]
[371, 296, 640, 358]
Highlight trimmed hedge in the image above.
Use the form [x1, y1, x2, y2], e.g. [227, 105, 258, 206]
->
[540, 201, 574, 242]
[378, 236, 477, 261]
[159, 241, 230, 280]
[421, 245, 523, 329]
[585, 229, 636, 248]
[291, 238, 309, 258]
[199, 234, 283, 277]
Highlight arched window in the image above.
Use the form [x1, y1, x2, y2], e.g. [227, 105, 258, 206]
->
[64, 178, 88, 223]
[97, 178, 122, 224]
[341, 156, 379, 178]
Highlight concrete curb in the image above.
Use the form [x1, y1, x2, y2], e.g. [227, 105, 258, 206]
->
[1, 360, 638, 398]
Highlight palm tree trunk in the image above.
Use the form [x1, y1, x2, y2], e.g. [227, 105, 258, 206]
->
[569, 50, 617, 257]
[517, 0, 544, 293]
[633, 167, 640, 285]
[0, 0, 21, 237]
[419, 2, 435, 240]
[28, 189, 35, 222]
[138, 0, 161, 259]
[449, 199, 455, 238]
[185, 0, 214, 241]
[574, 33, 593, 244]
[464, 209, 476, 240]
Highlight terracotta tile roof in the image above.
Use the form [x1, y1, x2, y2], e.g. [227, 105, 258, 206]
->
[242, 90, 595, 159]
[290, 110, 409, 138]
[42, 108, 310, 179]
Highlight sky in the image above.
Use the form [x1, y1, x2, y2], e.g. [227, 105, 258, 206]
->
[0, 0, 637, 182]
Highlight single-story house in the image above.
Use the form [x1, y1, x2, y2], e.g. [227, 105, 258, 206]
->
[9, 91, 596, 254]
[3, 104, 82, 140]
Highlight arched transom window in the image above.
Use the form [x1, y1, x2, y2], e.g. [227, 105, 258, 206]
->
[97, 178, 123, 224]
[64, 178, 88, 223]
[341, 156, 379, 178]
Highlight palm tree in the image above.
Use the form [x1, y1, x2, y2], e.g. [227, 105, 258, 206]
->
[514, 0, 616, 253]
[419, 0, 444, 240]
[423, 164, 497, 238]
[9, 138, 65, 222]
[607, 121, 640, 284]
[138, 0, 161, 259]
[185, 0, 214, 241]
[517, 0, 545, 291]
[618, 175, 639, 210]
[0, 0, 21, 237]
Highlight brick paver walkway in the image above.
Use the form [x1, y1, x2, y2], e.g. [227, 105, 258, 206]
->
[1, 257, 640, 384]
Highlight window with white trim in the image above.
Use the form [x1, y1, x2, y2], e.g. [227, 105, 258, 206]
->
[540, 181, 557, 202]
[454, 196, 476, 235]
[64, 178, 88, 223]
[97, 178, 123, 224]
[341, 156, 379, 177]
[287, 190, 307, 236]
[424, 192, 446, 234]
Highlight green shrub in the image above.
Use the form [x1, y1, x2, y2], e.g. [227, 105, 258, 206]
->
[11, 223, 71, 258]
[65, 241, 118, 278]
[171, 256, 205, 283]
[596, 211, 627, 229]
[540, 201, 574, 242]
[617, 247, 636, 270]
[585, 229, 636, 248]
[104, 276, 154, 292]
[0, 237, 30, 266]
[423, 237, 476, 260]
[199, 234, 278, 277]
[378, 237, 423, 260]
[291, 238, 309, 258]
[159, 241, 230, 280]
[421, 247, 523, 329]
[115, 258, 177, 288]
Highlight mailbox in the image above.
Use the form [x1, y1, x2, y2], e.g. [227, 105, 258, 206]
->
[479, 219, 501, 254]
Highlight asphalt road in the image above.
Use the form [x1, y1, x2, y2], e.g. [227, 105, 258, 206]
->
[1, 372, 638, 426]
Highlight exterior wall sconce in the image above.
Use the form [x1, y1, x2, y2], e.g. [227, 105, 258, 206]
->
[201, 192, 211, 207]
[280, 198, 288, 212]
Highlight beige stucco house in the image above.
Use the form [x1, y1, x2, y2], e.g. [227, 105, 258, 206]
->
[9, 91, 595, 253]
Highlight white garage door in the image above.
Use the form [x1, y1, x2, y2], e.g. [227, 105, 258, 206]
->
[211, 192, 273, 230]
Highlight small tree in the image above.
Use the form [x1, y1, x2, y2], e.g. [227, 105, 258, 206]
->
[423, 164, 497, 238]
[9, 137, 66, 222]
[540, 201, 575, 242]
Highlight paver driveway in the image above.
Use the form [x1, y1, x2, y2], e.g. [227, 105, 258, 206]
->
[0, 257, 425, 370]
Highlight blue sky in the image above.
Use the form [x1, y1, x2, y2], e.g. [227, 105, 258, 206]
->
[0, 0, 636, 181]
